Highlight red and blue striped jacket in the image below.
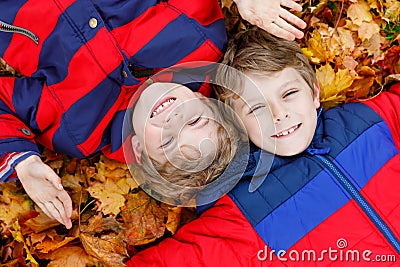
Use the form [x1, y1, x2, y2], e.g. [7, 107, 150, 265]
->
[127, 83, 400, 266]
[0, 0, 226, 181]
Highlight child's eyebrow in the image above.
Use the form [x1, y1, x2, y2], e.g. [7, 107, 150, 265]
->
[278, 79, 300, 90]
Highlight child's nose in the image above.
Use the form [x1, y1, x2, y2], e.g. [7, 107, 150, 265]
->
[270, 103, 290, 123]
[164, 110, 183, 127]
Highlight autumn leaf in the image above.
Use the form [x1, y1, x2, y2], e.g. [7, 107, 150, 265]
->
[121, 190, 168, 246]
[164, 206, 182, 235]
[316, 64, 354, 103]
[31, 228, 77, 253]
[0, 182, 33, 226]
[88, 177, 136, 215]
[80, 214, 128, 267]
[358, 21, 380, 41]
[9, 220, 39, 267]
[347, 0, 373, 26]
[41, 246, 90, 267]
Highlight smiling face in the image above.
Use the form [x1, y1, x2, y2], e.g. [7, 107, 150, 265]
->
[232, 68, 320, 156]
[131, 82, 219, 167]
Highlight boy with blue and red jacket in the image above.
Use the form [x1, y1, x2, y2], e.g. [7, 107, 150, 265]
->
[127, 28, 400, 266]
[0, 0, 308, 230]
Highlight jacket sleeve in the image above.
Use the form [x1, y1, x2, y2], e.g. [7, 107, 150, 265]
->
[363, 83, 400, 149]
[126, 196, 266, 267]
[0, 76, 53, 181]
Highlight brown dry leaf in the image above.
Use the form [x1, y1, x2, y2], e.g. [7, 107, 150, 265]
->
[31, 229, 77, 253]
[61, 173, 88, 206]
[376, 45, 400, 74]
[342, 55, 359, 76]
[358, 21, 380, 41]
[347, 0, 373, 26]
[24, 205, 64, 233]
[362, 34, 384, 60]
[347, 76, 376, 99]
[0, 183, 33, 226]
[316, 64, 355, 101]
[87, 177, 136, 215]
[80, 215, 127, 267]
[122, 190, 168, 246]
[164, 206, 182, 235]
[41, 246, 90, 267]
[337, 27, 356, 53]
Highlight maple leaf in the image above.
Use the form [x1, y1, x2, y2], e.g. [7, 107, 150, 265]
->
[80, 214, 127, 267]
[347, 0, 373, 26]
[31, 228, 77, 253]
[358, 21, 381, 41]
[0, 182, 33, 226]
[87, 177, 136, 215]
[121, 190, 168, 246]
[316, 64, 355, 103]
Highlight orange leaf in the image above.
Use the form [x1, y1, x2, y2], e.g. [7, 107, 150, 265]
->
[164, 206, 182, 235]
[121, 191, 168, 246]
[42, 246, 90, 267]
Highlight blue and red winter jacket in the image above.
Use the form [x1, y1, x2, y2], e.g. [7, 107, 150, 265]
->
[127, 83, 400, 266]
[0, 0, 226, 181]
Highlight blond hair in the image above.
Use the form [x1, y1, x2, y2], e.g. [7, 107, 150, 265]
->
[215, 27, 317, 107]
[131, 97, 241, 204]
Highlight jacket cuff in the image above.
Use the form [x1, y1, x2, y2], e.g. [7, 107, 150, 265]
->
[0, 151, 41, 182]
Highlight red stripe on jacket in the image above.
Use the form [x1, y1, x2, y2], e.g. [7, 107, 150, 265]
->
[3, 0, 74, 75]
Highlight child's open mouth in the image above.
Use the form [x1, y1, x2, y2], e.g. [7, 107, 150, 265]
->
[272, 123, 301, 138]
[150, 97, 176, 118]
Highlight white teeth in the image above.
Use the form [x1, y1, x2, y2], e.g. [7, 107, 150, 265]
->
[151, 98, 175, 117]
[276, 124, 299, 137]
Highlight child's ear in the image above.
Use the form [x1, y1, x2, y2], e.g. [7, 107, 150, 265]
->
[131, 135, 143, 165]
[313, 83, 321, 109]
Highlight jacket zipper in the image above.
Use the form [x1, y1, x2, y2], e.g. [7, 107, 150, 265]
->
[0, 20, 39, 45]
[309, 153, 400, 253]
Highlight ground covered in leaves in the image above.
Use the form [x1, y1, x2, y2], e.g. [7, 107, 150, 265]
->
[1, 0, 399, 266]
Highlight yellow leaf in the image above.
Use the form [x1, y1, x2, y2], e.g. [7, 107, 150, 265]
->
[316, 65, 354, 101]
[87, 177, 135, 215]
[358, 21, 380, 41]
[164, 206, 182, 235]
[347, 0, 373, 26]
[10, 220, 39, 267]
[0, 182, 33, 226]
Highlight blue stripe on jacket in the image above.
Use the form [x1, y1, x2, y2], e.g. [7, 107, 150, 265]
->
[34, 0, 102, 84]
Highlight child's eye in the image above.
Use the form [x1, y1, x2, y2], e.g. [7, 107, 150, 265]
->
[283, 89, 298, 98]
[248, 105, 265, 114]
[188, 116, 201, 126]
[161, 137, 173, 148]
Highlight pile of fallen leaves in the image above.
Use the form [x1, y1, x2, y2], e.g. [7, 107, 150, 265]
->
[1, 0, 399, 266]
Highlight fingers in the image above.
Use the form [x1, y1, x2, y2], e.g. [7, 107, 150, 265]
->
[279, 8, 307, 30]
[281, 0, 303, 12]
[38, 195, 73, 229]
[45, 166, 64, 191]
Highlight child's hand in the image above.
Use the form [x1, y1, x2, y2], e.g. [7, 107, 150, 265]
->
[15, 155, 73, 229]
[233, 0, 307, 40]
